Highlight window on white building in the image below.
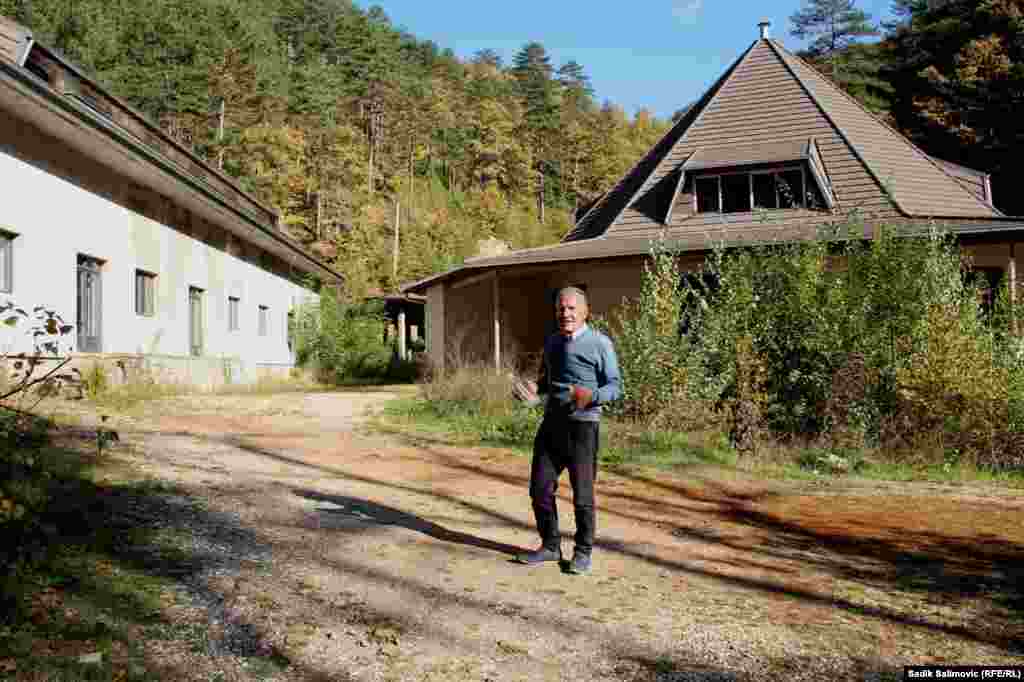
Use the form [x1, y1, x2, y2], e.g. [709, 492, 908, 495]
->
[229, 296, 240, 332]
[0, 233, 14, 293]
[258, 305, 269, 337]
[134, 270, 156, 316]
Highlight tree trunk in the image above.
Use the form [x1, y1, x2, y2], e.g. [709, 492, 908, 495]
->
[408, 136, 415, 213]
[217, 99, 226, 169]
[538, 165, 546, 223]
[393, 200, 400, 285]
[368, 142, 375, 195]
[315, 191, 323, 241]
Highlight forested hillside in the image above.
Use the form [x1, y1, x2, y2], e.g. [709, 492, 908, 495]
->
[0, 0, 669, 296]
[4, 0, 1023, 296]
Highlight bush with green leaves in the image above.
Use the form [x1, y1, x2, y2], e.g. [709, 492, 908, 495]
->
[606, 224, 1024, 470]
[291, 288, 395, 383]
[594, 241, 724, 431]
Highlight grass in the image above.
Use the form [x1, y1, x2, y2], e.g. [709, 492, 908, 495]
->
[381, 397, 738, 472]
[381, 391, 1024, 487]
[84, 374, 328, 412]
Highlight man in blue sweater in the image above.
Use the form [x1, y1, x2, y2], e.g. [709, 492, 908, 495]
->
[516, 286, 621, 575]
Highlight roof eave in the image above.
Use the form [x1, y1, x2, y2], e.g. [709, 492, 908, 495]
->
[0, 59, 341, 284]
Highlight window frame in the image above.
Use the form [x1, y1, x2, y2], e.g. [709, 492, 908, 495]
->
[228, 296, 240, 332]
[287, 310, 296, 353]
[134, 269, 156, 317]
[0, 231, 13, 294]
[694, 165, 808, 214]
[258, 304, 269, 337]
[188, 286, 204, 357]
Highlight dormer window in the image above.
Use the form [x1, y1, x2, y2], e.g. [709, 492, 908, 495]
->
[682, 139, 835, 217]
[694, 167, 807, 214]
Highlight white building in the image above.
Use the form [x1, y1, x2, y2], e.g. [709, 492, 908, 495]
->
[0, 17, 340, 386]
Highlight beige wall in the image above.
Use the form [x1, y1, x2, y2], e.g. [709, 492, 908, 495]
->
[426, 283, 446, 371]
[444, 275, 494, 367]
[432, 255, 681, 372]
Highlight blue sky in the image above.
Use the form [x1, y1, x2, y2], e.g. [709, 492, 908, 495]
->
[355, 0, 896, 120]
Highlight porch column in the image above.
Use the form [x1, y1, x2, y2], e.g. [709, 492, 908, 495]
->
[398, 309, 407, 360]
[493, 273, 501, 371]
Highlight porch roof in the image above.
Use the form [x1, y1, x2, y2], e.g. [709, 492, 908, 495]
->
[401, 218, 1024, 294]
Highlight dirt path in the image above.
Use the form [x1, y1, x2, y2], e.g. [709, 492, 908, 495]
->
[84, 391, 1023, 681]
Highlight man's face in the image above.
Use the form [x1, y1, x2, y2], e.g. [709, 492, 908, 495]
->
[556, 293, 587, 336]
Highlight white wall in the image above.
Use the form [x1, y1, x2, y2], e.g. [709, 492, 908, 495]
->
[0, 149, 315, 371]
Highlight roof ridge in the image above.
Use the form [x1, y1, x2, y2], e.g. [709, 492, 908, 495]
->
[562, 39, 760, 243]
[766, 39, 998, 218]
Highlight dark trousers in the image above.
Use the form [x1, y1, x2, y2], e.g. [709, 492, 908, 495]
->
[529, 418, 599, 555]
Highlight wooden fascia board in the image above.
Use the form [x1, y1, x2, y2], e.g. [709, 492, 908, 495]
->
[449, 269, 497, 291]
[15, 35, 32, 67]
[662, 154, 693, 225]
[807, 138, 836, 210]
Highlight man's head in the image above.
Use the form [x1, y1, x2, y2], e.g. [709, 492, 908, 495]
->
[555, 287, 588, 336]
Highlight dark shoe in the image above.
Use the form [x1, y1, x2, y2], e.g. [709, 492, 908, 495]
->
[515, 547, 562, 565]
[567, 551, 592, 575]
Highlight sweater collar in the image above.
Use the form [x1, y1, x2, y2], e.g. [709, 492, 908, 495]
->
[563, 324, 589, 341]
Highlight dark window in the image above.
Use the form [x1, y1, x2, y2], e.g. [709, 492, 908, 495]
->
[777, 169, 804, 208]
[287, 310, 296, 352]
[135, 270, 156, 316]
[0, 233, 13, 293]
[721, 174, 751, 213]
[753, 173, 777, 209]
[189, 287, 204, 356]
[77, 255, 103, 353]
[695, 177, 719, 213]
[258, 305, 269, 337]
[229, 296, 240, 332]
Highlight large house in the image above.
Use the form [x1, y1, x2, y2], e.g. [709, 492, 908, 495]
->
[0, 17, 340, 386]
[403, 21, 1023, 372]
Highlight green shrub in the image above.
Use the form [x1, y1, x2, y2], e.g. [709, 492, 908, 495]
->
[602, 224, 1024, 471]
[292, 289, 396, 384]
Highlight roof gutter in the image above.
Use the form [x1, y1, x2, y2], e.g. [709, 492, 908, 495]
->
[0, 59, 341, 284]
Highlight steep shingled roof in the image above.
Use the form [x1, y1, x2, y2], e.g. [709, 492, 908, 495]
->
[567, 37, 1001, 245]
[561, 42, 757, 242]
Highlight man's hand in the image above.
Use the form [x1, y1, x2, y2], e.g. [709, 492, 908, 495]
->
[512, 378, 541, 406]
[571, 385, 593, 411]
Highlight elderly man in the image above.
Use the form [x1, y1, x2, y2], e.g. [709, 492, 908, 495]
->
[516, 286, 621, 575]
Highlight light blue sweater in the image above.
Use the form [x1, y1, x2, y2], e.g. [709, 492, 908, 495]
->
[538, 325, 621, 422]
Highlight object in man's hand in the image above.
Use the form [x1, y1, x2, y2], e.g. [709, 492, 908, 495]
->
[512, 377, 541, 406]
[571, 385, 593, 410]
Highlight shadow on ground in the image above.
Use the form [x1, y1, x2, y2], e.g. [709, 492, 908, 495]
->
[219, 431, 1024, 656]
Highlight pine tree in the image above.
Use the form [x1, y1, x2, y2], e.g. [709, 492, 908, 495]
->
[472, 49, 503, 69]
[790, 0, 878, 57]
[789, 0, 886, 113]
[557, 60, 594, 99]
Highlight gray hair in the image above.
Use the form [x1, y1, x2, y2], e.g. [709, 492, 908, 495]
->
[555, 286, 588, 307]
